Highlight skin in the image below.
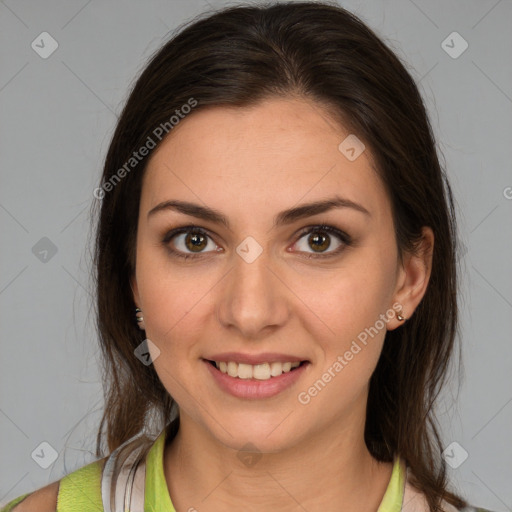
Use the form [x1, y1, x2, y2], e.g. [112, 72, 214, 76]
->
[130, 97, 433, 512]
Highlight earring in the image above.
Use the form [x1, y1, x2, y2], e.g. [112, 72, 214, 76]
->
[397, 310, 406, 322]
[135, 307, 145, 330]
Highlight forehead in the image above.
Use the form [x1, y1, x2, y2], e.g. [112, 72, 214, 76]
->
[141, 97, 389, 225]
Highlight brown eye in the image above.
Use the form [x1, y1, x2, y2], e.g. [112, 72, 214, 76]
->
[307, 231, 331, 252]
[164, 228, 218, 257]
[293, 225, 351, 258]
[185, 232, 208, 252]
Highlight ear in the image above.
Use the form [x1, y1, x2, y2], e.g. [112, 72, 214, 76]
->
[387, 226, 434, 330]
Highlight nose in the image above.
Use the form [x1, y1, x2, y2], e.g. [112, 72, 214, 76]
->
[216, 245, 291, 340]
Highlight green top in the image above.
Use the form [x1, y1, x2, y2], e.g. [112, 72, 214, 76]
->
[144, 427, 174, 512]
[1, 428, 405, 512]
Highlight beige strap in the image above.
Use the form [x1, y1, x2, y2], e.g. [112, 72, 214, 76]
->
[101, 434, 148, 512]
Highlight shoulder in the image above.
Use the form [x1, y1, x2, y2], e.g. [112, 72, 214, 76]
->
[3, 457, 107, 512]
[402, 467, 431, 512]
[402, 466, 496, 512]
[6, 481, 60, 512]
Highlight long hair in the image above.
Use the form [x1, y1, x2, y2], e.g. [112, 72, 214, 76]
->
[91, 2, 466, 510]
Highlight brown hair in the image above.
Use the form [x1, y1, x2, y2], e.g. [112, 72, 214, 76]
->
[91, 2, 467, 510]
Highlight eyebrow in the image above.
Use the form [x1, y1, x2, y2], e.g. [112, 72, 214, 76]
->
[147, 195, 371, 228]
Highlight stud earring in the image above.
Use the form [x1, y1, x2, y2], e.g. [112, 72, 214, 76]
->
[397, 310, 406, 322]
[135, 307, 145, 330]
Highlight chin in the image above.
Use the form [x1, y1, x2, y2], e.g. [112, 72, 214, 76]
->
[205, 413, 306, 455]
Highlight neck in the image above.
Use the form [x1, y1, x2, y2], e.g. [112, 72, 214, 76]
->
[164, 412, 393, 512]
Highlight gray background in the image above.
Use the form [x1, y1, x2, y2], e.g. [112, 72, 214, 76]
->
[1, 0, 511, 509]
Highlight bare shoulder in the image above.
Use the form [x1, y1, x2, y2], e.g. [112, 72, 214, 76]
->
[10, 480, 60, 512]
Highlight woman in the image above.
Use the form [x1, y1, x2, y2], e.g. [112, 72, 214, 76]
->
[2, 2, 495, 511]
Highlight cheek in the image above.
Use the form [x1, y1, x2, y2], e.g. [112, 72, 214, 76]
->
[294, 270, 393, 417]
[135, 245, 221, 361]
[292, 255, 396, 347]
[138, 261, 207, 404]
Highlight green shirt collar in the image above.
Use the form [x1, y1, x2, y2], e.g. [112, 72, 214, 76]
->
[145, 427, 405, 512]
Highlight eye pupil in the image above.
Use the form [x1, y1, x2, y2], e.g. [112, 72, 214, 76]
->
[309, 232, 330, 252]
[186, 232, 207, 252]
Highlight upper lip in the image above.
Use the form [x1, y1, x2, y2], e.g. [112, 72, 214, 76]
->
[204, 352, 308, 365]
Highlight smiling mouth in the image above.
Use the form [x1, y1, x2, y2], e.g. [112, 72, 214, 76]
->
[205, 359, 308, 380]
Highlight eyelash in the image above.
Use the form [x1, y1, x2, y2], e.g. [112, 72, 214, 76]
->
[161, 224, 353, 261]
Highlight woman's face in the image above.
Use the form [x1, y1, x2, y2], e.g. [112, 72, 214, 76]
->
[131, 97, 429, 452]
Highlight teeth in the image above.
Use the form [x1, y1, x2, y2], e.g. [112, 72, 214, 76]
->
[270, 362, 283, 377]
[227, 361, 238, 377]
[238, 363, 253, 379]
[253, 363, 270, 380]
[213, 360, 302, 380]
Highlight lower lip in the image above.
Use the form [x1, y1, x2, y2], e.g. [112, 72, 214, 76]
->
[204, 360, 309, 399]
